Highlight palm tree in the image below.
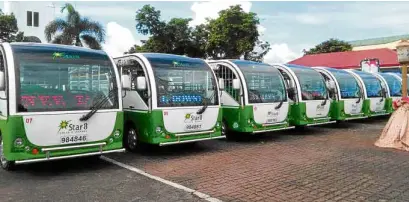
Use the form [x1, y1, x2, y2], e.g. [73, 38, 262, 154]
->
[44, 3, 105, 50]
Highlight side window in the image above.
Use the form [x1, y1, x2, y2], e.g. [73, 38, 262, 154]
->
[214, 64, 240, 102]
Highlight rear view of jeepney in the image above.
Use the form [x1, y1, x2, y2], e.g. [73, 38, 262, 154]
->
[114, 53, 223, 151]
[0, 43, 124, 170]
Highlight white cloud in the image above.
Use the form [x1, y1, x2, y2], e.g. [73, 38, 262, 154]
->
[189, 1, 252, 26]
[294, 14, 327, 25]
[257, 25, 266, 35]
[263, 43, 301, 64]
[102, 22, 140, 57]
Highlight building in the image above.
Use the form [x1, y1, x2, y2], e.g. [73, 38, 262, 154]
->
[3, 1, 56, 43]
[288, 48, 400, 72]
[348, 34, 409, 51]
[289, 34, 409, 72]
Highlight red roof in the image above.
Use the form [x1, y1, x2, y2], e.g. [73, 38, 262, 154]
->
[288, 48, 399, 69]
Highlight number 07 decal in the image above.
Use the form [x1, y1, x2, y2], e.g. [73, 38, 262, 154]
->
[25, 118, 33, 124]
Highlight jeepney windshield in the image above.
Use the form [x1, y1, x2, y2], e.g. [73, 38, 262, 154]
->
[234, 61, 287, 103]
[147, 56, 218, 107]
[326, 68, 361, 99]
[12, 45, 119, 112]
[353, 71, 383, 98]
[288, 65, 327, 100]
[380, 73, 401, 97]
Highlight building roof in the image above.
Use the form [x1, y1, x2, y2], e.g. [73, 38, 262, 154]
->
[348, 34, 409, 47]
[288, 48, 399, 69]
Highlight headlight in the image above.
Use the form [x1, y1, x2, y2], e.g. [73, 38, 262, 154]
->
[233, 122, 239, 128]
[109, 138, 114, 143]
[25, 146, 30, 151]
[156, 127, 162, 133]
[248, 119, 251, 124]
[216, 122, 220, 127]
[113, 130, 121, 138]
[14, 138, 24, 147]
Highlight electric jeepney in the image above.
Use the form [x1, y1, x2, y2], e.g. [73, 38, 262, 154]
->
[375, 72, 402, 112]
[313, 67, 367, 121]
[0, 43, 126, 170]
[114, 53, 224, 151]
[207, 59, 293, 137]
[271, 64, 334, 127]
[345, 70, 391, 117]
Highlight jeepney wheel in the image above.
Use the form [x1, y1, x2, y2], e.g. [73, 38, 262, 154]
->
[221, 121, 227, 137]
[222, 121, 234, 140]
[0, 136, 15, 171]
[124, 127, 139, 152]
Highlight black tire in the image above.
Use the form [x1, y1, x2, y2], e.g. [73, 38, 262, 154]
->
[123, 126, 139, 152]
[222, 121, 235, 140]
[0, 136, 16, 171]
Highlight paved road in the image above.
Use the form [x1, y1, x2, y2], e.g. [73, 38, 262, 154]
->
[2, 116, 409, 202]
[0, 157, 204, 202]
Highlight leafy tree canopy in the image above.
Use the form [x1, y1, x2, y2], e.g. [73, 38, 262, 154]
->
[128, 4, 269, 62]
[304, 38, 353, 55]
[0, 10, 24, 42]
[44, 3, 105, 50]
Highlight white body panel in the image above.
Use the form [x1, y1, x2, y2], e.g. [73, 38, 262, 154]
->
[344, 99, 363, 115]
[305, 100, 330, 118]
[252, 102, 289, 124]
[23, 112, 116, 146]
[162, 106, 218, 133]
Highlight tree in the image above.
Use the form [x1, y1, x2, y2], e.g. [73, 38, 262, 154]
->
[128, 4, 269, 62]
[304, 38, 352, 55]
[132, 5, 194, 55]
[206, 5, 263, 60]
[22, 36, 42, 43]
[0, 9, 23, 42]
[44, 3, 105, 50]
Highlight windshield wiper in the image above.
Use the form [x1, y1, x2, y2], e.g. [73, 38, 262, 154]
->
[321, 90, 329, 106]
[275, 97, 285, 110]
[80, 88, 117, 122]
[356, 90, 362, 104]
[197, 90, 216, 115]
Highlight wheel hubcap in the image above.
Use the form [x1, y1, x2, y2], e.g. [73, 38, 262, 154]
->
[0, 139, 7, 167]
[127, 129, 138, 149]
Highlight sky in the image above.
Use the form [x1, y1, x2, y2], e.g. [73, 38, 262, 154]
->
[2, 1, 409, 63]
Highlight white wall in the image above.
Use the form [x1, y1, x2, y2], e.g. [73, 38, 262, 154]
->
[3, 1, 56, 43]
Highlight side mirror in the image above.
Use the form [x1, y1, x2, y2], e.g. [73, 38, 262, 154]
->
[0, 71, 5, 91]
[136, 76, 147, 90]
[121, 74, 131, 90]
[218, 78, 225, 90]
[232, 78, 240, 90]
